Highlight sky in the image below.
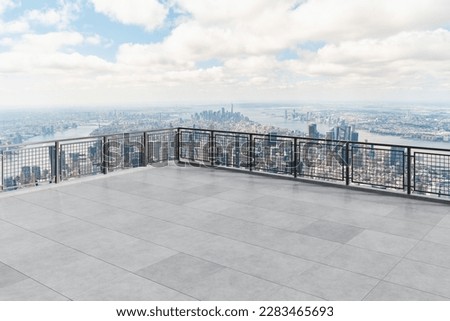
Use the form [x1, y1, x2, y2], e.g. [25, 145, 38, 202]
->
[0, 0, 449, 108]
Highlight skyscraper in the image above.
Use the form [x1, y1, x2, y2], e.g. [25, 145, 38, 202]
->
[308, 123, 318, 139]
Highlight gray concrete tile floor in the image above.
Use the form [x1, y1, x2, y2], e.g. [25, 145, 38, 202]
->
[1, 164, 450, 301]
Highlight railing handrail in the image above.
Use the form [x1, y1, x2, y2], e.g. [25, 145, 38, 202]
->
[0, 127, 178, 149]
[2, 127, 450, 200]
[177, 127, 450, 152]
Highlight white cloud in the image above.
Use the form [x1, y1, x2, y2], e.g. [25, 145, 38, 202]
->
[90, 0, 168, 31]
[2, 0, 450, 106]
[11, 32, 84, 53]
[291, 0, 450, 42]
[24, 0, 81, 29]
[0, 0, 15, 15]
[0, 31, 114, 76]
[0, 19, 29, 34]
[85, 34, 102, 45]
[298, 29, 450, 76]
[114, 0, 450, 71]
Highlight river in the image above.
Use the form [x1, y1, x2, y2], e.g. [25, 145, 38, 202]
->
[23, 109, 450, 150]
[24, 125, 99, 143]
[244, 109, 450, 150]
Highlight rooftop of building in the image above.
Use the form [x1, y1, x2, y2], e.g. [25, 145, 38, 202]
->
[1, 164, 450, 301]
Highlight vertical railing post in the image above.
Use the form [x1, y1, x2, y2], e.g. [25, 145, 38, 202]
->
[102, 136, 108, 175]
[293, 137, 298, 178]
[345, 142, 350, 186]
[407, 147, 412, 195]
[1, 150, 4, 191]
[249, 134, 253, 172]
[124, 133, 130, 168]
[210, 130, 215, 167]
[175, 128, 180, 162]
[142, 131, 148, 167]
[55, 141, 61, 184]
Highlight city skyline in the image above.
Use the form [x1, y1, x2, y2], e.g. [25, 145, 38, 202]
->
[0, 0, 450, 108]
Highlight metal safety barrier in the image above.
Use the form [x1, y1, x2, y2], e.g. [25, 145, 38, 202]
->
[1, 127, 450, 200]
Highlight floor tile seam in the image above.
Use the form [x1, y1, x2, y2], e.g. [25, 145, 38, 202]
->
[35, 209, 332, 300]
[108, 216, 393, 284]
[8, 172, 442, 298]
[60, 179, 204, 206]
[292, 256, 382, 283]
[0, 198, 180, 251]
[377, 219, 449, 297]
[338, 209, 441, 229]
[1, 201, 391, 300]
[426, 224, 450, 233]
[104, 189, 208, 208]
[0, 260, 73, 301]
[74, 216, 325, 300]
[3, 218, 199, 301]
[242, 198, 416, 228]
[5, 192, 136, 221]
[320, 211, 440, 239]
[359, 279, 384, 301]
[319, 244, 402, 281]
[76, 269, 200, 301]
[401, 256, 450, 275]
[215, 209, 321, 235]
[383, 211, 449, 226]
[297, 218, 430, 244]
[252, 193, 400, 216]
[350, 214, 437, 240]
[0, 193, 427, 268]
[2, 195, 73, 216]
[84, 176, 192, 194]
[71, 204, 380, 288]
[54, 187, 191, 219]
[116, 207, 345, 265]
[140, 221, 388, 294]
[0, 211, 191, 269]
[13, 172, 443, 233]
[409, 238, 450, 252]
[209, 167, 450, 209]
[0, 217, 181, 283]
[348, 235, 420, 259]
[366, 279, 450, 301]
[211, 192, 267, 203]
[349, 227, 423, 246]
[321, 242, 404, 268]
[180, 203, 321, 236]
[233, 200, 334, 224]
[159, 217, 388, 284]
[149, 251, 329, 301]
[400, 219, 448, 261]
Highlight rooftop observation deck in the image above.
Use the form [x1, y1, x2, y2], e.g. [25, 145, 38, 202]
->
[1, 128, 450, 300]
[1, 164, 450, 301]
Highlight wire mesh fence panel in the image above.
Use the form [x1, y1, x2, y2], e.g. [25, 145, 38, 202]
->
[179, 129, 211, 165]
[253, 135, 294, 175]
[414, 152, 450, 196]
[2, 128, 450, 201]
[105, 133, 145, 172]
[0, 151, 3, 190]
[147, 130, 176, 166]
[214, 133, 250, 169]
[1, 144, 54, 190]
[297, 140, 345, 181]
[351, 145, 405, 189]
[60, 138, 103, 180]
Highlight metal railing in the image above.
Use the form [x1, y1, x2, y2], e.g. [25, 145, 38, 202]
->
[0, 129, 177, 191]
[177, 128, 450, 199]
[1, 127, 450, 200]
